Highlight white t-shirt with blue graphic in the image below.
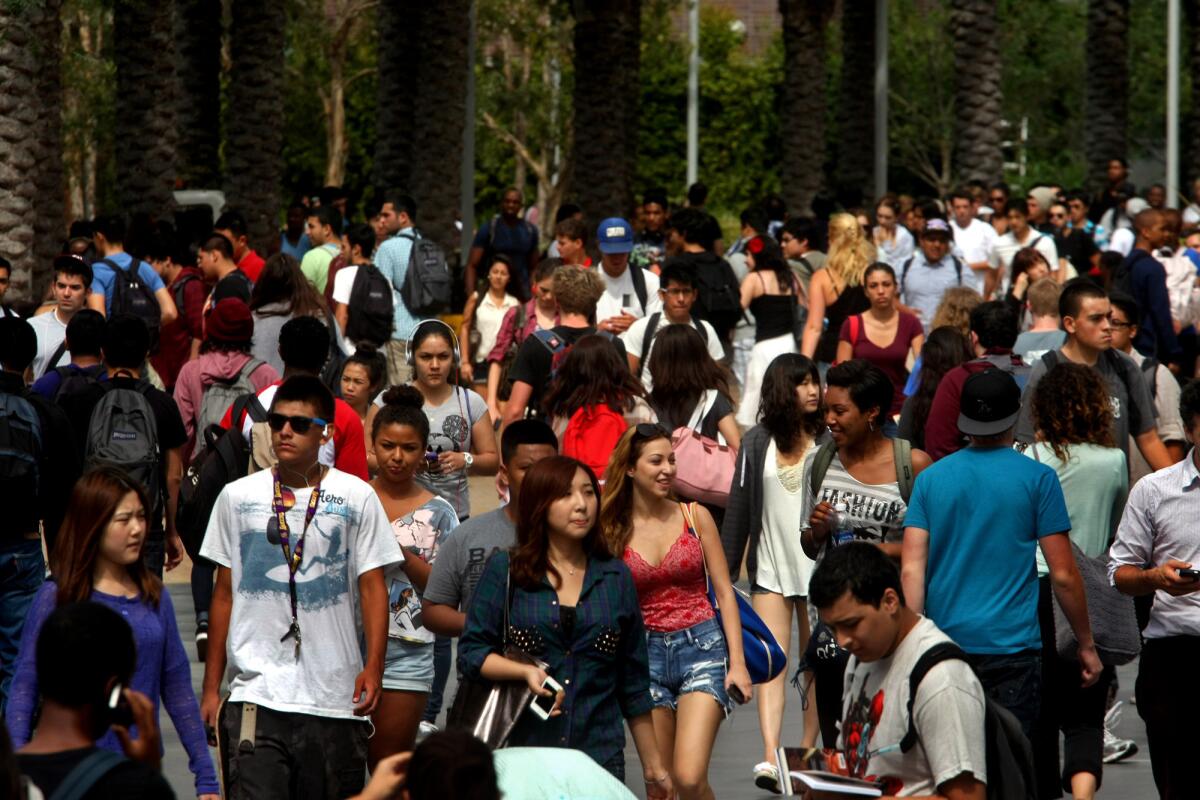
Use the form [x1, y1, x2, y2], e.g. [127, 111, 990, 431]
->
[201, 467, 403, 720]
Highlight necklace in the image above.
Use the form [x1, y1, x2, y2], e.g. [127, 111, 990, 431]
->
[280, 461, 324, 488]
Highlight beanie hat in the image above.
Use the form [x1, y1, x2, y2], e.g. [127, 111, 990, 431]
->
[205, 298, 254, 344]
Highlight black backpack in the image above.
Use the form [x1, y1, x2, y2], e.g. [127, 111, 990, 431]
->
[901, 642, 1037, 800]
[176, 392, 267, 561]
[637, 312, 708, 380]
[397, 232, 452, 316]
[320, 310, 347, 395]
[52, 364, 106, 404]
[346, 263, 395, 346]
[693, 260, 742, 334]
[103, 257, 161, 348]
[0, 390, 43, 502]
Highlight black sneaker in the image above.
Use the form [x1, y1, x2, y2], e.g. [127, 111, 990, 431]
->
[196, 620, 209, 663]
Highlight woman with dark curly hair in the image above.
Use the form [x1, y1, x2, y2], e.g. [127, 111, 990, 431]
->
[897, 327, 973, 449]
[1025, 361, 1128, 800]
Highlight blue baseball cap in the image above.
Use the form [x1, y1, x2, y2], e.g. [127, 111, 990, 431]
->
[596, 218, 635, 254]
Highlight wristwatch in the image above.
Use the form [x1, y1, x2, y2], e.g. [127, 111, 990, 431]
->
[463, 452, 475, 470]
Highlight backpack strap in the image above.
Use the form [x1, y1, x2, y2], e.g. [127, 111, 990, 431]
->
[892, 437, 914, 505]
[41, 340, 69, 378]
[809, 440, 838, 496]
[1141, 355, 1159, 399]
[1042, 349, 1059, 371]
[900, 256, 914, 294]
[952, 256, 964, 286]
[848, 314, 861, 346]
[532, 328, 566, 355]
[629, 265, 649, 312]
[637, 312, 662, 379]
[899, 641, 969, 754]
[691, 315, 709, 343]
[237, 358, 264, 382]
[48, 748, 127, 800]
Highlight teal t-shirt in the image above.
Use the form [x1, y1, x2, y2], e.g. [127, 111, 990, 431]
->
[1021, 442, 1128, 576]
[905, 445, 1071, 654]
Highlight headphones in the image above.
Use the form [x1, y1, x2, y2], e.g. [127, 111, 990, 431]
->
[406, 319, 462, 366]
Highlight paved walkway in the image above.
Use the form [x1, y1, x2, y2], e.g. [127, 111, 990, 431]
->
[159, 475, 1155, 797]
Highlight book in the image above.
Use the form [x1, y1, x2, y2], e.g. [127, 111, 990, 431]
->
[774, 747, 882, 797]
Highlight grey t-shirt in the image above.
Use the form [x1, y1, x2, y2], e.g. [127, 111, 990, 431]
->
[423, 507, 516, 611]
[1016, 348, 1156, 462]
[415, 386, 488, 519]
[1013, 330, 1066, 365]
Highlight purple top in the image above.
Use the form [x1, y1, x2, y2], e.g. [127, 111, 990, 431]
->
[6, 582, 219, 795]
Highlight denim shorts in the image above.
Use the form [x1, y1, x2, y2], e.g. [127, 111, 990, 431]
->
[382, 637, 434, 692]
[646, 617, 733, 716]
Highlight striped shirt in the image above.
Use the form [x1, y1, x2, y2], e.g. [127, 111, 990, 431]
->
[804, 449, 907, 545]
[1109, 451, 1200, 639]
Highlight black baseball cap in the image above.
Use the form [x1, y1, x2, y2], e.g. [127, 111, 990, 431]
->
[958, 369, 1021, 436]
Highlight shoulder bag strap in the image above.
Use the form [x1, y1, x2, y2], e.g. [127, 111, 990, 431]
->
[49, 749, 127, 800]
[892, 437, 914, 505]
[638, 312, 661, 379]
[679, 502, 715, 602]
[41, 339, 69, 378]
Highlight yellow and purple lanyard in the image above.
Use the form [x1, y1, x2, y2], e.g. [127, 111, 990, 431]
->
[272, 468, 321, 658]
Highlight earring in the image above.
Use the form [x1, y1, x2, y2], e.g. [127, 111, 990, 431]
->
[869, 419, 875, 432]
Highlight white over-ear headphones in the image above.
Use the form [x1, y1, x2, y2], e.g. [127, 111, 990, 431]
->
[405, 319, 462, 366]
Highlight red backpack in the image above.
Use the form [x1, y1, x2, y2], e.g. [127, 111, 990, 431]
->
[561, 405, 628, 481]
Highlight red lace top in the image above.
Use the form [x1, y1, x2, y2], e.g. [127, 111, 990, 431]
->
[623, 523, 716, 633]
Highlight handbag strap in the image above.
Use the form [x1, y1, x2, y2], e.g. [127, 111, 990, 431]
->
[502, 568, 513, 648]
[680, 502, 717, 609]
[685, 389, 718, 431]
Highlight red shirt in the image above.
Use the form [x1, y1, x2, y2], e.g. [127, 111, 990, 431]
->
[151, 266, 207, 391]
[238, 249, 265, 283]
[219, 383, 369, 480]
[924, 350, 1025, 461]
[623, 521, 715, 632]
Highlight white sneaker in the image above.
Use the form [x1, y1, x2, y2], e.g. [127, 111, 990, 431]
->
[417, 720, 438, 742]
[1102, 702, 1138, 764]
[753, 761, 780, 794]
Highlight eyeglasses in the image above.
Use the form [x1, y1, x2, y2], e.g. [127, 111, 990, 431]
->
[267, 413, 329, 435]
[634, 422, 668, 439]
[661, 287, 694, 298]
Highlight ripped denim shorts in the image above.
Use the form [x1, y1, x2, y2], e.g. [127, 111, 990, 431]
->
[645, 616, 733, 716]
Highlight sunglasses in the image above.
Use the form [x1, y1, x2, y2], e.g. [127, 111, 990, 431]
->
[634, 422, 668, 439]
[267, 413, 329, 435]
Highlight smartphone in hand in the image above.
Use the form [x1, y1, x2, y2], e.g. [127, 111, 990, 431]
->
[530, 675, 563, 720]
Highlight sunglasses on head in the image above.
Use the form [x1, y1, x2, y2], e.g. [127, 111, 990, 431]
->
[634, 423, 668, 439]
[267, 413, 329, 435]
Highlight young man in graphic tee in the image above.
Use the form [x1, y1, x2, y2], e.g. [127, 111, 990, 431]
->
[199, 375, 401, 798]
[812, 543, 988, 799]
[501, 265, 626, 424]
[423, 420, 558, 636]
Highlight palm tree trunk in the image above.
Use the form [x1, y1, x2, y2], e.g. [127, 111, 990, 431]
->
[950, 0, 1003, 184]
[780, 0, 831, 217]
[174, 0, 222, 188]
[113, 0, 177, 220]
[373, 0, 420, 192]
[0, 0, 62, 301]
[408, 0, 470, 258]
[1085, 0, 1129, 191]
[33, 0, 65, 296]
[225, 0, 286, 254]
[570, 0, 641, 222]
[835, 0, 874, 204]
[1186, 0, 1200, 181]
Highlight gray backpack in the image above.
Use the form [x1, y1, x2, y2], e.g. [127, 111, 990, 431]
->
[397, 231, 452, 316]
[85, 382, 161, 517]
[194, 359, 263, 457]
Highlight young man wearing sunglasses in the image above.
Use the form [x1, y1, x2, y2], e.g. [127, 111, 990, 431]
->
[199, 374, 402, 799]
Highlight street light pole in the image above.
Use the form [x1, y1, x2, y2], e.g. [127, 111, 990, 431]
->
[1167, 0, 1180, 209]
[874, 0, 888, 201]
[687, 0, 699, 187]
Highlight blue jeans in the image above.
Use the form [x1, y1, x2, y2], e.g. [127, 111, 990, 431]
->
[645, 617, 733, 715]
[968, 649, 1042, 741]
[0, 538, 45, 714]
[422, 635, 451, 723]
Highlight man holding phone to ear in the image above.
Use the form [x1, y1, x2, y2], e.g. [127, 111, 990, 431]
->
[1109, 379, 1200, 799]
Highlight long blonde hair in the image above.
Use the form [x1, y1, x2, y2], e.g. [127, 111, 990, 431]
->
[824, 212, 876, 290]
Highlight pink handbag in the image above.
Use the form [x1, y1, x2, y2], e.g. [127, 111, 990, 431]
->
[671, 390, 738, 507]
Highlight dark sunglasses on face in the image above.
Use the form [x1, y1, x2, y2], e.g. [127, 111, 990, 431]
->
[267, 413, 329, 435]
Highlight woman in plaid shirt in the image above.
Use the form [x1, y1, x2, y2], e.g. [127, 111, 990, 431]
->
[458, 456, 673, 797]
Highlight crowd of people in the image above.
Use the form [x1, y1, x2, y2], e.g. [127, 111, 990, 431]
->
[0, 168, 1198, 800]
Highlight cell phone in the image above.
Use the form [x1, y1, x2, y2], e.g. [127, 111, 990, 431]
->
[107, 684, 135, 728]
[529, 675, 563, 720]
[729, 684, 746, 705]
[1178, 568, 1200, 580]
